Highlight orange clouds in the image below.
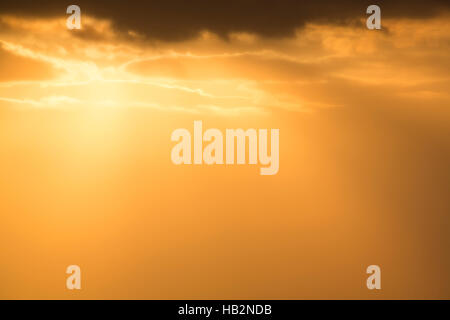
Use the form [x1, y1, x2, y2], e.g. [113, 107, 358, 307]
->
[1, 13, 449, 115]
[0, 46, 59, 82]
[0, 12, 448, 115]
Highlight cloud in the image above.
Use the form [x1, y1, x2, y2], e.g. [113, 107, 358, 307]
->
[0, 95, 80, 108]
[0, 1, 449, 41]
[0, 8, 448, 116]
[0, 45, 60, 82]
[125, 53, 326, 81]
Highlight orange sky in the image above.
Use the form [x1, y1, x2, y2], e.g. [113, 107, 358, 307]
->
[0, 6, 449, 299]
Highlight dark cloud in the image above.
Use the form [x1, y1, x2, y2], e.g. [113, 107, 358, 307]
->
[1, 0, 449, 41]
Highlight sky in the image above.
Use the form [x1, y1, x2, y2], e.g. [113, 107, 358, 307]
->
[0, 1, 449, 299]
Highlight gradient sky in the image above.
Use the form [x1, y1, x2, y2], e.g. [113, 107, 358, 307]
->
[0, 1, 449, 299]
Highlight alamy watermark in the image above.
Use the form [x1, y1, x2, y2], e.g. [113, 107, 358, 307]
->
[366, 5, 381, 30]
[66, 265, 81, 290]
[66, 5, 81, 30]
[366, 265, 381, 290]
[171, 121, 279, 175]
